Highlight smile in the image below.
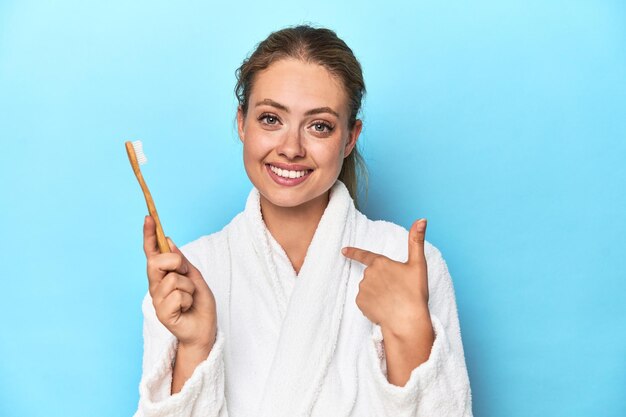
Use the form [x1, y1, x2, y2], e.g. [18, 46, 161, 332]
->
[265, 163, 313, 186]
[269, 165, 310, 178]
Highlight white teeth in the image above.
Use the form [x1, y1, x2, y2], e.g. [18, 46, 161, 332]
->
[269, 165, 310, 179]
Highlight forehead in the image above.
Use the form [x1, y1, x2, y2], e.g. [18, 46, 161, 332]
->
[250, 58, 348, 116]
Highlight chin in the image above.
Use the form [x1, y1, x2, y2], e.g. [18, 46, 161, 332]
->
[259, 187, 315, 209]
[257, 180, 334, 211]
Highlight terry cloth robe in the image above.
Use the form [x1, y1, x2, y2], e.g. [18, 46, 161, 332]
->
[134, 181, 473, 417]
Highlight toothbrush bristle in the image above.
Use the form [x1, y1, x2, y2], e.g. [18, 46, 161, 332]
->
[132, 140, 148, 165]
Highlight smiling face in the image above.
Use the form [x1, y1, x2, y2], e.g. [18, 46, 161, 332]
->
[237, 58, 362, 210]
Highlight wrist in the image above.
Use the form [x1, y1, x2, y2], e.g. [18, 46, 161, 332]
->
[381, 305, 432, 341]
[178, 326, 217, 359]
[380, 308, 435, 386]
[171, 329, 216, 395]
[178, 341, 212, 360]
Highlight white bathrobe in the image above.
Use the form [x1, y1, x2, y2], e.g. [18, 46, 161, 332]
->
[134, 181, 473, 417]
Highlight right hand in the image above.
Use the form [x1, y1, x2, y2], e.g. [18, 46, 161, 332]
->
[143, 215, 217, 351]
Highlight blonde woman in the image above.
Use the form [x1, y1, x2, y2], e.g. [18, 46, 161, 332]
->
[135, 25, 472, 417]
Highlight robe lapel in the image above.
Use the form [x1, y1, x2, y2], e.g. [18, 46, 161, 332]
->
[243, 189, 290, 321]
[244, 182, 357, 417]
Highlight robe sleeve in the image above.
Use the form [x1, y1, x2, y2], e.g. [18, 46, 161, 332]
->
[133, 293, 229, 417]
[362, 244, 473, 416]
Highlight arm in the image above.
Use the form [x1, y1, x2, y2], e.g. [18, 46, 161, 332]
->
[134, 216, 229, 417]
[381, 306, 435, 387]
[172, 341, 214, 394]
[134, 294, 228, 417]
[344, 219, 472, 416]
[365, 245, 473, 417]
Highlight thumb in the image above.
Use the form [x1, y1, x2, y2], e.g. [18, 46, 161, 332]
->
[407, 218, 427, 265]
[143, 215, 160, 257]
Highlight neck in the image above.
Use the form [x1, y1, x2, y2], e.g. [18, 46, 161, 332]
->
[260, 191, 330, 274]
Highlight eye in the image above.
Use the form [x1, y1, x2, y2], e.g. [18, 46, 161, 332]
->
[310, 121, 334, 134]
[258, 113, 280, 126]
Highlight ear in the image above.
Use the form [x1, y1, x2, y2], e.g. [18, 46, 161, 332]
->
[237, 106, 246, 143]
[344, 119, 363, 158]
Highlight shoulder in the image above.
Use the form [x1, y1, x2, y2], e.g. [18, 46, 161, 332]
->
[176, 212, 246, 294]
[179, 212, 244, 264]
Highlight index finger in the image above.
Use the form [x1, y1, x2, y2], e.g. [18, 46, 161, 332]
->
[341, 247, 381, 266]
[143, 215, 159, 257]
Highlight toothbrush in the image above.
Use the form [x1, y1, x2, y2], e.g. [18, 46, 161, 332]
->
[125, 140, 171, 253]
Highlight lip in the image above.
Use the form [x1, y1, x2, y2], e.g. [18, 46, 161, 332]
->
[265, 163, 313, 186]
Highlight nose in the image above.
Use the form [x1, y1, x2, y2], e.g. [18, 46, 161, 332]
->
[276, 127, 305, 160]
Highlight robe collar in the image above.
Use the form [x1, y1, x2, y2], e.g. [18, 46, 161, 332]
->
[243, 180, 358, 416]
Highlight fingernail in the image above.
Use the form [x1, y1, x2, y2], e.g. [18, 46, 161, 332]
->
[341, 247, 347, 255]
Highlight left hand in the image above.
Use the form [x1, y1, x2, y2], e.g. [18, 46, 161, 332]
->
[342, 218, 431, 335]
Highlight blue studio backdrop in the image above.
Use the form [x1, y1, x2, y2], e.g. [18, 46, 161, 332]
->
[0, 1, 625, 416]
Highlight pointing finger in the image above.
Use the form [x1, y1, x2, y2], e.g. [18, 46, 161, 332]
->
[407, 218, 427, 265]
[152, 273, 196, 305]
[147, 251, 189, 277]
[342, 247, 382, 266]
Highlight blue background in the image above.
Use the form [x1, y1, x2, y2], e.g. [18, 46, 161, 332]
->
[1, 1, 625, 416]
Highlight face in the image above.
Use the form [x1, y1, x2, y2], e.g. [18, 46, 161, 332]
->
[237, 58, 362, 210]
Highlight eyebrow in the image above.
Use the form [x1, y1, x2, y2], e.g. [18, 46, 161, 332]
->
[255, 98, 340, 118]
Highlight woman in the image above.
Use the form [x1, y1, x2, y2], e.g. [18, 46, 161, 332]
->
[134, 25, 472, 417]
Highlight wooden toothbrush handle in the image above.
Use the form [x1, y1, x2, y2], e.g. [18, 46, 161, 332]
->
[125, 142, 171, 253]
